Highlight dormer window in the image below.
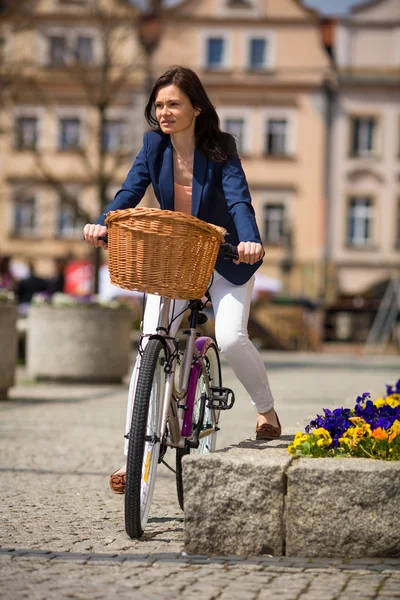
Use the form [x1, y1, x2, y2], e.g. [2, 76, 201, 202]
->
[227, 0, 252, 6]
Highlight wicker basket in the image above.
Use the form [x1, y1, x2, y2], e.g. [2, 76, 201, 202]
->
[105, 207, 226, 300]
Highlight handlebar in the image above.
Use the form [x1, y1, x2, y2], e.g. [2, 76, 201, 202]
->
[98, 235, 239, 261]
[219, 242, 239, 261]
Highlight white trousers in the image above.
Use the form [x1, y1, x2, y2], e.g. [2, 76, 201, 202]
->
[124, 271, 275, 455]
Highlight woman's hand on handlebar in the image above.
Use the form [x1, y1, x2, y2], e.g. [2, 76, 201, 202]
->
[83, 224, 108, 249]
[234, 242, 264, 265]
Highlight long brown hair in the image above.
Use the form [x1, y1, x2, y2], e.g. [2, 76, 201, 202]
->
[144, 65, 236, 162]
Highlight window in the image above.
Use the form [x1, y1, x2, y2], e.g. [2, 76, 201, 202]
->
[264, 204, 285, 244]
[350, 117, 376, 157]
[59, 118, 81, 150]
[347, 196, 374, 248]
[224, 118, 244, 153]
[58, 200, 83, 237]
[0, 36, 5, 61]
[266, 119, 288, 155]
[249, 38, 267, 69]
[15, 117, 38, 150]
[227, 0, 252, 5]
[397, 198, 400, 249]
[207, 37, 225, 69]
[102, 119, 126, 152]
[49, 35, 67, 66]
[76, 36, 93, 64]
[13, 196, 37, 235]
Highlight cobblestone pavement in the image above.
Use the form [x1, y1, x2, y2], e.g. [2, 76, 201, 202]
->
[1, 351, 400, 599]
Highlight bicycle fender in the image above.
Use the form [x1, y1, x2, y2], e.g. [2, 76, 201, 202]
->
[181, 336, 216, 438]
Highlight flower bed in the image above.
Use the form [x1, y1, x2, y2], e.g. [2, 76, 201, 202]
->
[289, 380, 400, 460]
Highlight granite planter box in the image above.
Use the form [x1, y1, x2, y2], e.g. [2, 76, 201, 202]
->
[183, 441, 400, 558]
[0, 303, 18, 399]
[183, 440, 291, 557]
[285, 456, 400, 558]
[27, 305, 133, 383]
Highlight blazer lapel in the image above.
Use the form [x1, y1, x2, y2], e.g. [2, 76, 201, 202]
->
[159, 138, 174, 211]
[192, 147, 208, 218]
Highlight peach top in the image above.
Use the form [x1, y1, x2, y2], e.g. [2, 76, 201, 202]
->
[174, 182, 192, 215]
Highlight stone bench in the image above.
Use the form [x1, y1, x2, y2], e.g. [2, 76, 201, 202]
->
[182, 437, 400, 558]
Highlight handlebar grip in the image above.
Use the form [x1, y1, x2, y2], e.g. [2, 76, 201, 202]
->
[98, 235, 108, 242]
[220, 242, 239, 261]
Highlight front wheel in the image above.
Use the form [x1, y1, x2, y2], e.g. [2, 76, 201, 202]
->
[176, 342, 221, 510]
[125, 339, 166, 538]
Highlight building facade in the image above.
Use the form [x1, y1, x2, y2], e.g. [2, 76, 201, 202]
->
[0, 0, 146, 276]
[1, 0, 334, 299]
[153, 0, 332, 298]
[328, 0, 400, 295]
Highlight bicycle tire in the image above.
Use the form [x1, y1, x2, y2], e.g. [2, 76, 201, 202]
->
[125, 338, 166, 538]
[176, 342, 221, 511]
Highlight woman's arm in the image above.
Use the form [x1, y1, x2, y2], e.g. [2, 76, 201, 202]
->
[95, 135, 151, 226]
[221, 153, 264, 264]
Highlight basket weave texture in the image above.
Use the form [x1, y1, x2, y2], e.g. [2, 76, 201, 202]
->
[105, 207, 226, 300]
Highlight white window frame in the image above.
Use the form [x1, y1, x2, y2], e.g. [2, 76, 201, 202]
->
[261, 108, 296, 156]
[397, 196, 400, 249]
[0, 25, 12, 63]
[242, 30, 275, 71]
[39, 26, 101, 66]
[103, 107, 133, 153]
[346, 195, 374, 248]
[13, 106, 45, 151]
[219, 107, 252, 155]
[257, 190, 293, 245]
[12, 188, 41, 237]
[201, 29, 233, 71]
[349, 115, 380, 158]
[263, 203, 286, 245]
[55, 107, 87, 150]
[56, 184, 84, 239]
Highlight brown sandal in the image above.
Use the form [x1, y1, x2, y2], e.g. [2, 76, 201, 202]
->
[109, 470, 126, 494]
[255, 411, 282, 440]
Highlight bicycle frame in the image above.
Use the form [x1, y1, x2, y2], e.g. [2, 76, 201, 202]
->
[144, 296, 216, 450]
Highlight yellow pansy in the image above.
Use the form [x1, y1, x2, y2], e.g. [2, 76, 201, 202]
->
[313, 427, 332, 447]
[388, 419, 400, 443]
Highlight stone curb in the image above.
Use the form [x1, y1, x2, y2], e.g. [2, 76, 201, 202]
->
[1, 548, 400, 571]
[182, 439, 400, 559]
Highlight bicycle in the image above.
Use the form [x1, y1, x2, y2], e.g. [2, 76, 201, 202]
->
[100, 208, 238, 539]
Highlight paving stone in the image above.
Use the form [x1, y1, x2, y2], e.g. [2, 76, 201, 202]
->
[3, 355, 400, 598]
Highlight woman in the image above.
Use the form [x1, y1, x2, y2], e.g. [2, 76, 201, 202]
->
[83, 65, 281, 494]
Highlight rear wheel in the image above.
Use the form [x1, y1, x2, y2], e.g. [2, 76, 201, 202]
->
[176, 343, 221, 510]
[125, 339, 166, 538]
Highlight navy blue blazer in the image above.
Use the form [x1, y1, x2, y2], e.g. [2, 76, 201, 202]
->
[96, 131, 263, 285]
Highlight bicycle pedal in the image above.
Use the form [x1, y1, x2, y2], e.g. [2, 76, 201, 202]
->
[207, 387, 235, 410]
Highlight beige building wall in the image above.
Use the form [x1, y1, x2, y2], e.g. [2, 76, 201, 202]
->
[331, 0, 400, 295]
[0, 0, 146, 277]
[1, 0, 332, 298]
[154, 0, 331, 297]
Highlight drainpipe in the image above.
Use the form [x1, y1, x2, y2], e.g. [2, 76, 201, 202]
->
[321, 18, 338, 303]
